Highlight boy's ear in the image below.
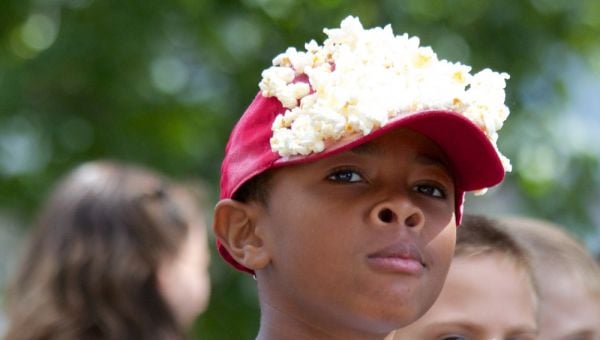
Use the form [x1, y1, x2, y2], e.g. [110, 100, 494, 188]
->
[213, 199, 271, 270]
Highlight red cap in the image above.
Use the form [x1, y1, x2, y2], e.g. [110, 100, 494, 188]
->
[217, 92, 505, 274]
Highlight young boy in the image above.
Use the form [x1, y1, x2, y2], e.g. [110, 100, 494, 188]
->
[501, 217, 600, 340]
[387, 215, 538, 340]
[213, 16, 512, 339]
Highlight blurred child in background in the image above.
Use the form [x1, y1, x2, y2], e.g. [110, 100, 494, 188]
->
[501, 216, 600, 340]
[4, 160, 211, 340]
[388, 214, 538, 340]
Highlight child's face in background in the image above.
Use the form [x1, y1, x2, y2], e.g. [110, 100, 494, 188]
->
[257, 128, 457, 336]
[157, 223, 211, 327]
[390, 253, 537, 340]
[536, 273, 600, 340]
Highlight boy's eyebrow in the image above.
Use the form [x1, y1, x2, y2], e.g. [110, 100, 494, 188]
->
[415, 154, 448, 169]
[415, 155, 454, 179]
[350, 142, 383, 156]
[350, 144, 451, 173]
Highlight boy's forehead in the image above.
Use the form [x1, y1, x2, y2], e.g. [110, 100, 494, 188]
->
[348, 131, 454, 174]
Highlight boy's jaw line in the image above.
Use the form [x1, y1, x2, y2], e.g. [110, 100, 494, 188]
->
[366, 241, 426, 275]
[257, 287, 395, 340]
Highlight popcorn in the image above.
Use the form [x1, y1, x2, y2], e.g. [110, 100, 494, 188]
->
[260, 15, 511, 173]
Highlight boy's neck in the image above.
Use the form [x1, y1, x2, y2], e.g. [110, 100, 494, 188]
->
[256, 300, 390, 340]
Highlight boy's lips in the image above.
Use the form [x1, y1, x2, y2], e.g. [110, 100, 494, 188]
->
[366, 242, 425, 275]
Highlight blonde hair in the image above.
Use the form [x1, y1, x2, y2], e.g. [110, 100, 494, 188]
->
[500, 216, 600, 298]
[457, 215, 532, 271]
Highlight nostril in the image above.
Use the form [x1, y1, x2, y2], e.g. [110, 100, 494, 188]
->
[378, 208, 394, 223]
[405, 214, 420, 227]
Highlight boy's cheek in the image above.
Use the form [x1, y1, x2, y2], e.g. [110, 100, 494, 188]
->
[421, 210, 456, 245]
[424, 223, 456, 272]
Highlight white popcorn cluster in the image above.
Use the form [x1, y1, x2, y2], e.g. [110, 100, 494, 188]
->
[259, 16, 512, 173]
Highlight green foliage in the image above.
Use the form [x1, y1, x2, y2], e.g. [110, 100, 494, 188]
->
[1, 0, 599, 338]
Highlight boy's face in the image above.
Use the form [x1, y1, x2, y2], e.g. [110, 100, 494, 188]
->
[390, 253, 538, 340]
[255, 128, 457, 335]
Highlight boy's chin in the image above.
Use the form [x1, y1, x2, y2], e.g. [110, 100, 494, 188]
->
[350, 304, 431, 337]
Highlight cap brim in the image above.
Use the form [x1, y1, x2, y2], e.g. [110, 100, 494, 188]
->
[273, 109, 504, 192]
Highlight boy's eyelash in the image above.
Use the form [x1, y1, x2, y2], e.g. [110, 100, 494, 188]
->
[413, 182, 448, 199]
[326, 167, 365, 183]
[439, 335, 467, 340]
[434, 331, 469, 340]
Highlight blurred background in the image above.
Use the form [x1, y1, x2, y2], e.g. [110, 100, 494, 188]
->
[1, 0, 599, 338]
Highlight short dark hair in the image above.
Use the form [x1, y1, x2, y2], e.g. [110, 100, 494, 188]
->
[232, 170, 273, 205]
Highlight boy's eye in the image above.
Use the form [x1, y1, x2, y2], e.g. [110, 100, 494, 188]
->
[413, 183, 446, 198]
[439, 335, 467, 340]
[327, 169, 363, 183]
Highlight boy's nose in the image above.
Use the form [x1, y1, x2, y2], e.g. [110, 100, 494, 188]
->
[370, 198, 424, 229]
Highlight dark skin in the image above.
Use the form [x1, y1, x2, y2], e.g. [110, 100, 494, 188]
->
[214, 128, 457, 340]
